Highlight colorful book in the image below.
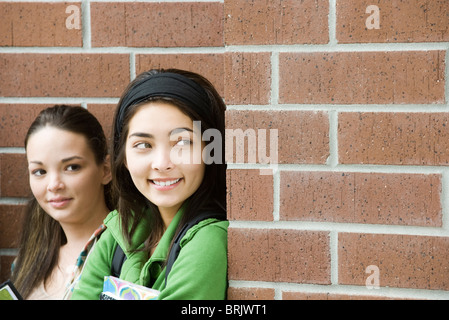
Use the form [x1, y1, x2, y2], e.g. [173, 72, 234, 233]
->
[100, 276, 159, 300]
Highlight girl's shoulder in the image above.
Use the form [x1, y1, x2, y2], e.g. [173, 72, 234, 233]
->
[104, 209, 120, 227]
[180, 217, 229, 248]
[103, 210, 121, 244]
[103, 210, 151, 252]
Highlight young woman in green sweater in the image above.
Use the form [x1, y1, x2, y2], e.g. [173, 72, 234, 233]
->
[71, 69, 228, 300]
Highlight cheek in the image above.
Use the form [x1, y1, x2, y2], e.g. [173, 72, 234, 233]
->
[29, 178, 45, 199]
[125, 154, 149, 181]
[82, 170, 107, 192]
[185, 163, 206, 189]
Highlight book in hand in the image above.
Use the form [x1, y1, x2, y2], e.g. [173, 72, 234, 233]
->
[0, 280, 23, 300]
[100, 276, 160, 300]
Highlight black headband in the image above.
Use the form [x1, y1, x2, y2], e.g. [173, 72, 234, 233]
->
[114, 72, 211, 150]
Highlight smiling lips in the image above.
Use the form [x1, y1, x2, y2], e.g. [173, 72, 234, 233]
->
[48, 197, 73, 208]
[150, 178, 182, 190]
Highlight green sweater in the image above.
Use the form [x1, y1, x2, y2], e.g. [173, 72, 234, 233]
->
[70, 207, 229, 300]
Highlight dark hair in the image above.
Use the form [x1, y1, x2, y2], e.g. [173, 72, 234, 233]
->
[111, 69, 226, 254]
[11, 105, 113, 298]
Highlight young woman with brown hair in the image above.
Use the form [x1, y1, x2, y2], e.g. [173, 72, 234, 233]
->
[11, 105, 113, 299]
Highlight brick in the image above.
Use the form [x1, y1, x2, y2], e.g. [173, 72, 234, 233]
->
[227, 169, 273, 221]
[136, 54, 224, 97]
[225, 110, 329, 164]
[0, 2, 82, 47]
[282, 291, 403, 300]
[0, 154, 30, 198]
[280, 171, 442, 227]
[0, 54, 129, 97]
[337, 0, 449, 43]
[86, 104, 116, 145]
[224, 52, 272, 105]
[0, 204, 25, 248]
[0, 104, 51, 147]
[227, 287, 275, 300]
[279, 51, 445, 104]
[228, 228, 330, 284]
[339, 233, 449, 290]
[225, 0, 329, 45]
[91, 2, 223, 47]
[339, 112, 449, 166]
[0, 103, 113, 148]
[0, 103, 116, 147]
[136, 52, 271, 105]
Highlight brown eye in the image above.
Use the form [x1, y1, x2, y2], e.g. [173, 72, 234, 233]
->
[134, 142, 152, 149]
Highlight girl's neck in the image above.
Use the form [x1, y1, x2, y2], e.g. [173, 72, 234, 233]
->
[159, 204, 182, 229]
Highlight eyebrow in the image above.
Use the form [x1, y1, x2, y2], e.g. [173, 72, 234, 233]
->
[128, 128, 193, 139]
[62, 156, 84, 163]
[128, 132, 154, 139]
[29, 156, 84, 165]
[170, 127, 194, 135]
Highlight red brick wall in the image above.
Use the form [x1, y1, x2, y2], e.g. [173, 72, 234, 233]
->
[1, 0, 448, 300]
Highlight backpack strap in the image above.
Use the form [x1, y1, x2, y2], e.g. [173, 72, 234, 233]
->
[111, 243, 126, 278]
[164, 211, 225, 287]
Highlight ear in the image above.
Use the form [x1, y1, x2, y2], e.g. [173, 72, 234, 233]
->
[102, 154, 112, 185]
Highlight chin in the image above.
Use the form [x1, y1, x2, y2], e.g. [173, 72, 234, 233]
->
[150, 198, 183, 212]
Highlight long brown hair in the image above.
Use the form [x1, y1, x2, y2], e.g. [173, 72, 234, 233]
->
[111, 69, 226, 255]
[11, 105, 113, 298]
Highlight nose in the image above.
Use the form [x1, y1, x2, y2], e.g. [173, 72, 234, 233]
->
[151, 146, 174, 172]
[47, 173, 65, 192]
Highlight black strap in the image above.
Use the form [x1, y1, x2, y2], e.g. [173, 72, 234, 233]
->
[111, 243, 126, 278]
[164, 211, 225, 287]
[110, 211, 225, 287]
